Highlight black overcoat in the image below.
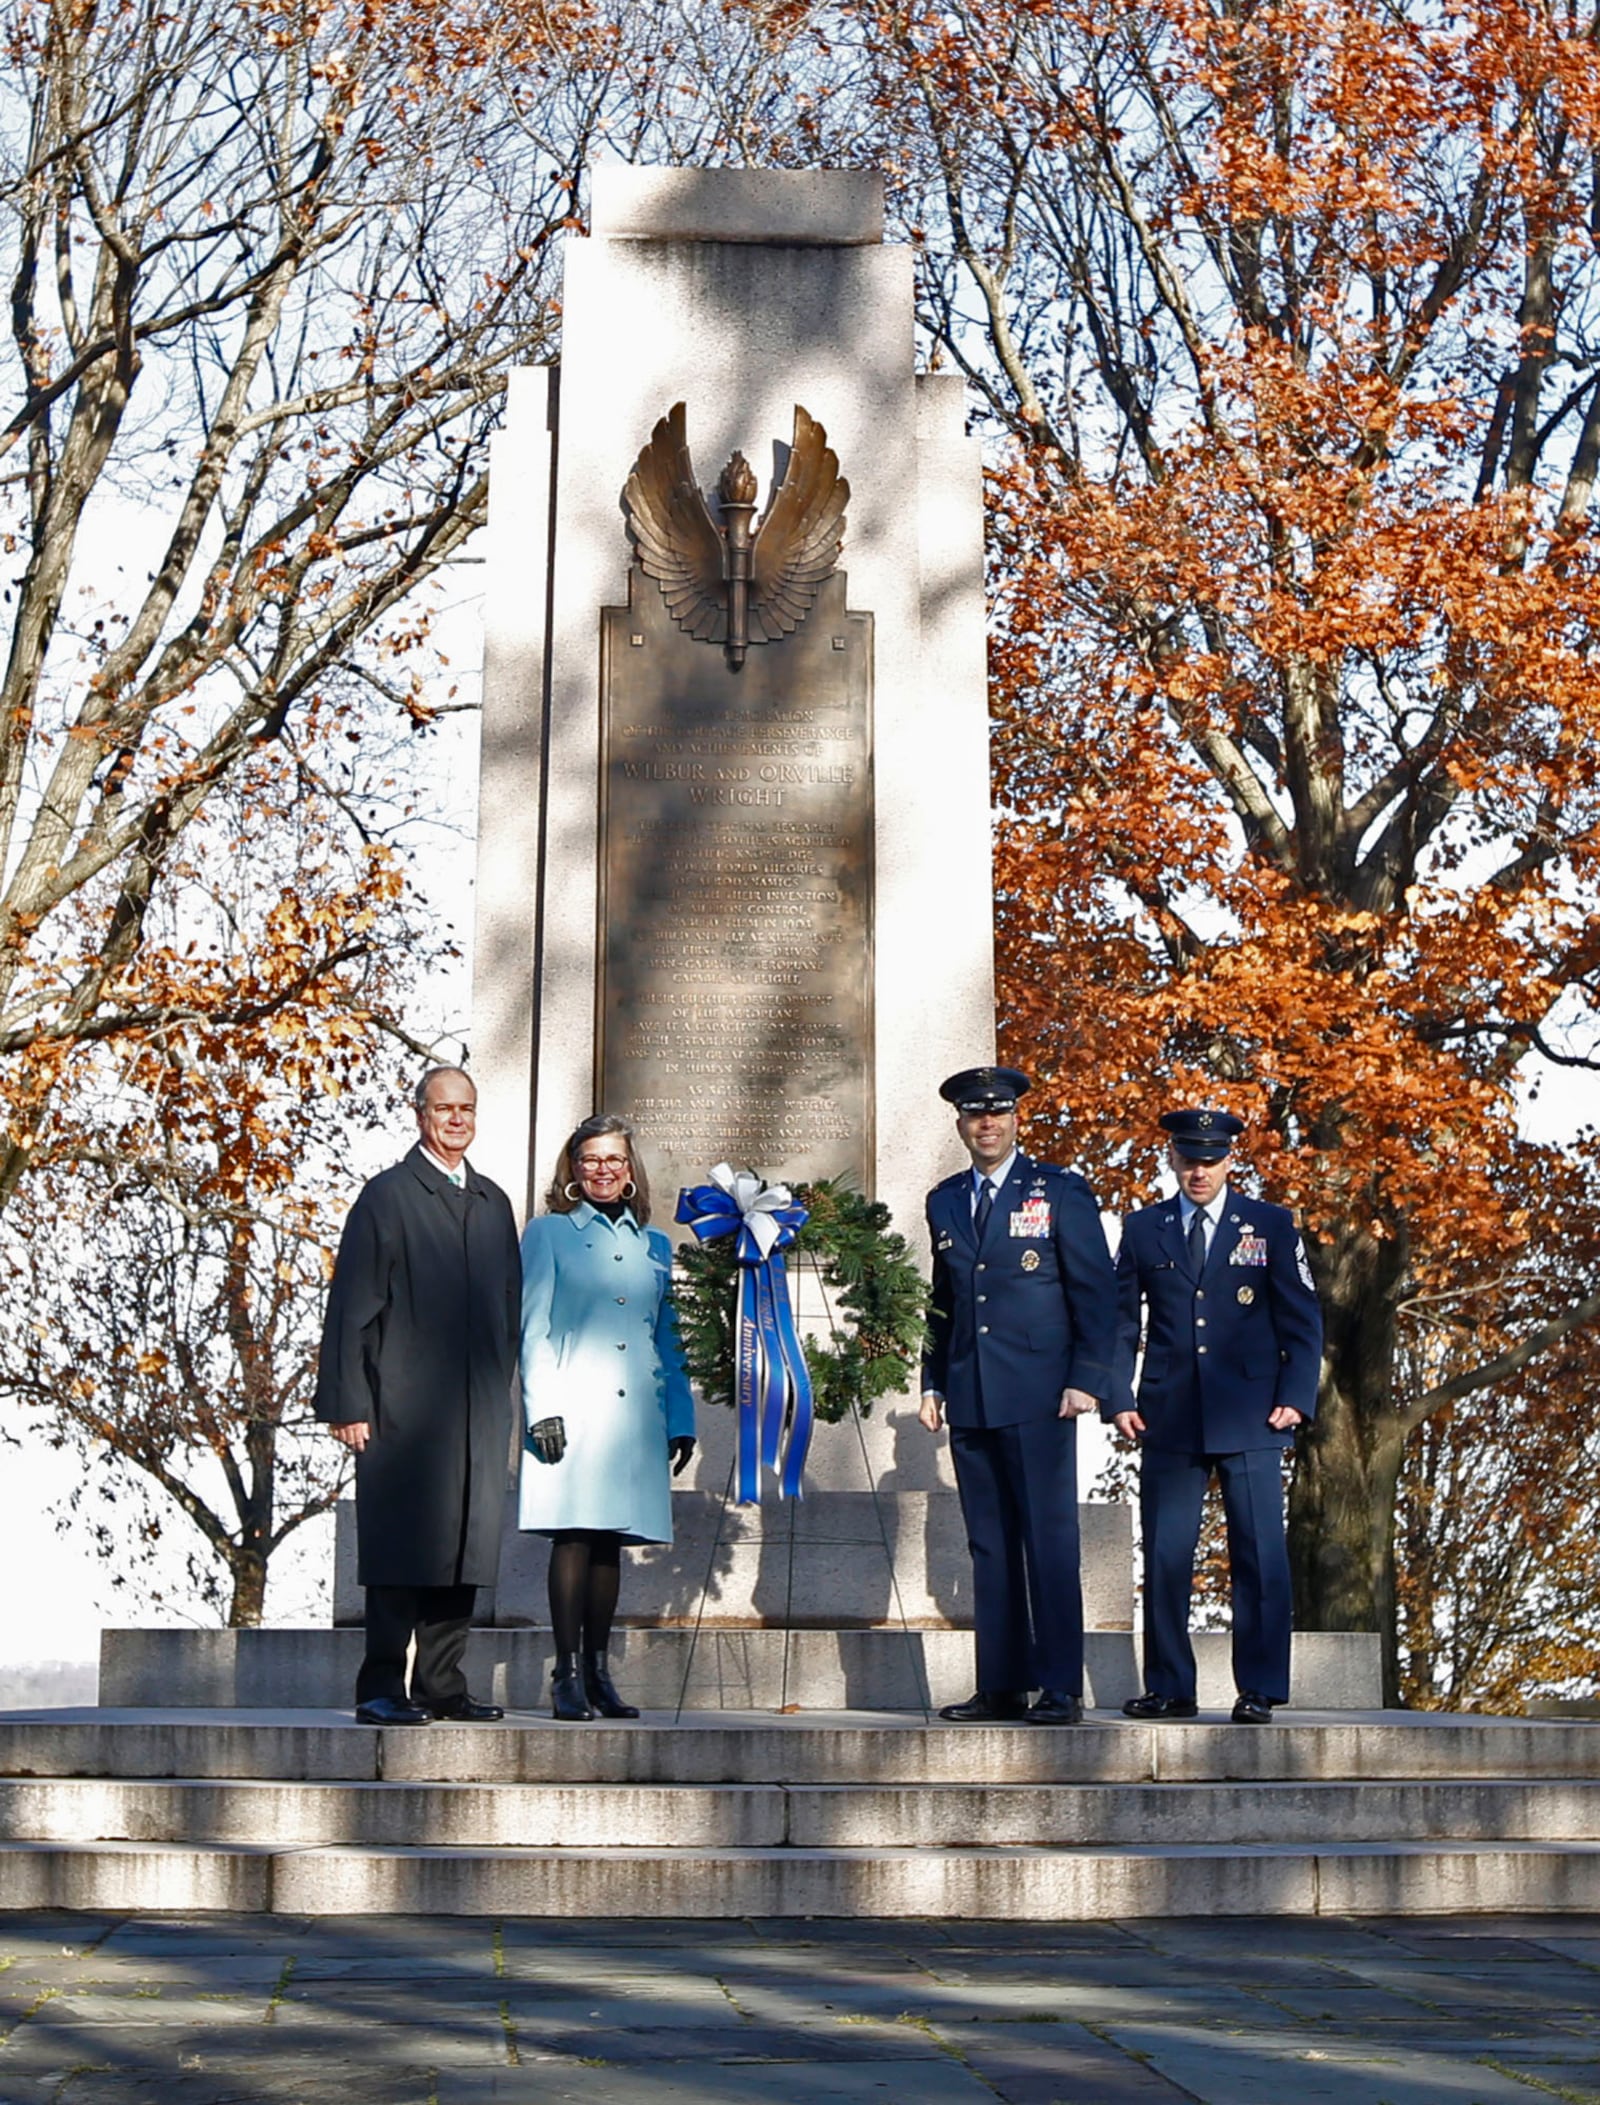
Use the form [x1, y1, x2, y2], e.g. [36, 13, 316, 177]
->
[314, 1146, 520, 1588]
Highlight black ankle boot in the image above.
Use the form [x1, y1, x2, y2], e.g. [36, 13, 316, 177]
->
[551, 1652, 593, 1721]
[583, 1649, 640, 1718]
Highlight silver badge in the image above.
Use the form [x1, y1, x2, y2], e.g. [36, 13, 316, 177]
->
[1237, 1285, 1255, 1306]
[1021, 1249, 1040, 1272]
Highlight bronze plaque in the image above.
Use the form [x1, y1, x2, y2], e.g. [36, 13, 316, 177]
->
[598, 565, 873, 1200]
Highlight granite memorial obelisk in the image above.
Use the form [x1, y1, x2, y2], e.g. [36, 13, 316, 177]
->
[473, 166, 992, 1503]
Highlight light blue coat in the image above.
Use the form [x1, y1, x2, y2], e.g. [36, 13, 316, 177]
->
[517, 1204, 695, 1542]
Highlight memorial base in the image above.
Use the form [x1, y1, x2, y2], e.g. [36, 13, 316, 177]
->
[97, 1625, 1381, 1713]
[333, 1491, 1138, 1632]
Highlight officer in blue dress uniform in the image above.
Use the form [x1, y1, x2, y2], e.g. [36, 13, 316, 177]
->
[1110, 1108, 1323, 1723]
[920, 1067, 1119, 1724]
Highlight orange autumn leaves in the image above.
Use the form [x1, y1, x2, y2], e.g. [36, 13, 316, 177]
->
[846, 0, 1600, 1663]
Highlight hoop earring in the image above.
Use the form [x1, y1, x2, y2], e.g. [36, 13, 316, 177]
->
[563, 1181, 581, 1201]
[622, 1179, 638, 1199]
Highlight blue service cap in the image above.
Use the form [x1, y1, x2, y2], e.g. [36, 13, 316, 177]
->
[939, 1066, 1031, 1113]
[1160, 1106, 1243, 1162]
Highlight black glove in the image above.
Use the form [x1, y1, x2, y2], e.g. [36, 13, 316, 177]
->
[669, 1435, 696, 1477]
[529, 1416, 567, 1465]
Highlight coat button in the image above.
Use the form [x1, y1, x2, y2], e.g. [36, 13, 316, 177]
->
[1197, 1318, 1207, 1328]
[976, 1263, 987, 1272]
[617, 1389, 626, 1397]
[615, 1253, 624, 1262]
[1198, 1345, 1208, 1354]
[978, 1325, 989, 1334]
[977, 1294, 987, 1304]
[617, 1296, 627, 1305]
[1196, 1289, 1206, 1300]
[617, 1341, 627, 1351]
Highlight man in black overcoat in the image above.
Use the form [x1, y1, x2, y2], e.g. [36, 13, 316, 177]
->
[920, 1066, 1119, 1725]
[316, 1066, 521, 1725]
[1110, 1107, 1323, 1725]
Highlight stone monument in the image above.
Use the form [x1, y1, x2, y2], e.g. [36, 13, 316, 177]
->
[345, 162, 1135, 1657]
[473, 165, 993, 1294]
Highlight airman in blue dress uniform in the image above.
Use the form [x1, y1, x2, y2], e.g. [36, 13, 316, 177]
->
[921, 1067, 1119, 1724]
[1110, 1108, 1323, 1723]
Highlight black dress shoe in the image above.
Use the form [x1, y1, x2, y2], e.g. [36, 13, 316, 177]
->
[1028, 1689, 1083, 1724]
[1122, 1692, 1199, 1720]
[425, 1695, 505, 1722]
[938, 1691, 1030, 1722]
[1231, 1691, 1274, 1724]
[354, 1695, 431, 1726]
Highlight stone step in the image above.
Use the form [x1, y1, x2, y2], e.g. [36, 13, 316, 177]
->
[97, 1624, 1384, 1710]
[2, 1837, 1599, 1918]
[3, 1775, 1599, 1850]
[2, 1709, 1595, 1785]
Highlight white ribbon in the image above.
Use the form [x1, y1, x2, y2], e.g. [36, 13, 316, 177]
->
[707, 1160, 797, 1262]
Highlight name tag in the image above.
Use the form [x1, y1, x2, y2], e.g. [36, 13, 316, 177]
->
[1010, 1200, 1051, 1238]
[1230, 1235, 1268, 1267]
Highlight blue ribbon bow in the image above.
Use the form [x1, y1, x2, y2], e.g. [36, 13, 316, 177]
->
[676, 1164, 814, 1503]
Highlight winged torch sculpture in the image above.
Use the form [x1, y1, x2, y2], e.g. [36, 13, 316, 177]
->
[624, 401, 850, 671]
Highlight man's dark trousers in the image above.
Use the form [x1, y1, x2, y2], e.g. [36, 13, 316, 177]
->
[950, 1417, 1083, 1694]
[356, 1583, 477, 1707]
[1140, 1445, 1291, 1706]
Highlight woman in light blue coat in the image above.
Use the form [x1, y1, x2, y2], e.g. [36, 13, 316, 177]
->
[519, 1114, 695, 1720]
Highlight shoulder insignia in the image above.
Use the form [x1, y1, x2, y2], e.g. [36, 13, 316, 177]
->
[1295, 1237, 1316, 1293]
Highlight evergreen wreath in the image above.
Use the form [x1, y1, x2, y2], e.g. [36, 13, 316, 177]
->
[672, 1177, 928, 1423]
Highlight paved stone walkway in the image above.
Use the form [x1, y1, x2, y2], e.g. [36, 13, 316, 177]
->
[0, 1912, 1596, 2103]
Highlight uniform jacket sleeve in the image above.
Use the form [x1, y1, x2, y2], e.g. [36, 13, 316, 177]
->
[1053, 1171, 1120, 1401]
[920, 1192, 952, 1395]
[1106, 1225, 1146, 1422]
[1267, 1213, 1323, 1421]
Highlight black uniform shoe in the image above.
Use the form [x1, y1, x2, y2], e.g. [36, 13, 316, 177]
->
[1122, 1692, 1199, 1720]
[1028, 1689, 1084, 1724]
[354, 1696, 431, 1727]
[425, 1695, 505, 1722]
[938, 1691, 1030, 1722]
[1231, 1692, 1274, 1724]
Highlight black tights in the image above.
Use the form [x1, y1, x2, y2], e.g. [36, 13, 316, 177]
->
[547, 1530, 624, 1656]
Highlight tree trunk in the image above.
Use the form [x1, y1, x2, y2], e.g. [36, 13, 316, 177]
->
[227, 1469, 274, 1630]
[1288, 1217, 1410, 1702]
[228, 1547, 268, 1629]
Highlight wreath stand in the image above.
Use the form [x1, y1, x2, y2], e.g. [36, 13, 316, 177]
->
[669, 1181, 934, 1722]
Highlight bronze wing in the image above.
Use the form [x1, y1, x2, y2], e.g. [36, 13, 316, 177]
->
[748, 407, 849, 643]
[624, 401, 726, 641]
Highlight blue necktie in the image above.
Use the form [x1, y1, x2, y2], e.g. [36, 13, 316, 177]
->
[975, 1176, 996, 1239]
[1187, 1206, 1207, 1277]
